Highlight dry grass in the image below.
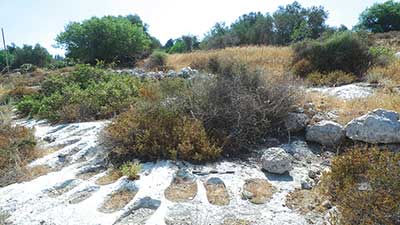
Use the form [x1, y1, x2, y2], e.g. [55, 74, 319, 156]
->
[167, 46, 292, 76]
[99, 190, 137, 213]
[286, 188, 328, 215]
[367, 59, 400, 86]
[306, 90, 400, 124]
[370, 31, 400, 52]
[95, 169, 122, 185]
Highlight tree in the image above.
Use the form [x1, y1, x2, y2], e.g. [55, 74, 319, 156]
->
[231, 12, 275, 45]
[56, 15, 154, 66]
[273, 1, 328, 45]
[357, 0, 400, 33]
[201, 22, 239, 49]
[168, 35, 200, 53]
[13, 44, 52, 68]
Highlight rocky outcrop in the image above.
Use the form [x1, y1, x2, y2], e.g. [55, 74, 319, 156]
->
[395, 52, 400, 59]
[261, 147, 292, 174]
[306, 120, 344, 146]
[345, 109, 400, 144]
[115, 67, 199, 79]
[285, 112, 309, 132]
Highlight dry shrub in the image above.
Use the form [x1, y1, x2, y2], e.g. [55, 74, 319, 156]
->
[144, 51, 170, 71]
[0, 123, 36, 171]
[322, 146, 400, 225]
[167, 46, 292, 77]
[292, 59, 313, 78]
[369, 31, 400, 52]
[306, 90, 400, 124]
[188, 57, 301, 152]
[104, 58, 301, 164]
[6, 86, 39, 101]
[104, 102, 221, 165]
[307, 71, 357, 87]
[367, 59, 400, 86]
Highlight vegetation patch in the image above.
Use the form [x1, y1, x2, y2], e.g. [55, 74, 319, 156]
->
[95, 169, 123, 185]
[242, 178, 276, 204]
[321, 146, 400, 225]
[99, 189, 137, 213]
[16, 64, 142, 123]
[286, 188, 328, 215]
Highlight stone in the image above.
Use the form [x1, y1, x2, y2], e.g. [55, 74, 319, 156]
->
[301, 178, 315, 190]
[306, 120, 344, 146]
[242, 178, 276, 204]
[284, 113, 309, 132]
[114, 197, 161, 225]
[395, 52, 400, 59]
[204, 177, 230, 205]
[261, 147, 292, 174]
[68, 186, 99, 204]
[345, 109, 400, 144]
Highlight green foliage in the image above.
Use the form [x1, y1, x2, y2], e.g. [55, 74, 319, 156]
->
[145, 51, 168, 71]
[323, 146, 400, 225]
[56, 15, 155, 66]
[292, 31, 371, 77]
[357, 0, 400, 33]
[168, 35, 200, 53]
[16, 65, 141, 122]
[368, 46, 395, 67]
[201, 1, 328, 49]
[120, 161, 142, 180]
[0, 44, 52, 71]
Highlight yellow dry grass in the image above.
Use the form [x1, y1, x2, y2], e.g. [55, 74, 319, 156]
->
[306, 90, 400, 124]
[95, 169, 122, 185]
[167, 46, 293, 76]
[367, 59, 400, 86]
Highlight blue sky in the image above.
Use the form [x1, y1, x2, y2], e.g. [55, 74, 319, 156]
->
[0, 0, 388, 55]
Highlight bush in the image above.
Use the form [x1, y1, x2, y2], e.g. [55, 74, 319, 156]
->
[104, 90, 222, 165]
[322, 146, 400, 225]
[56, 15, 155, 66]
[292, 31, 371, 77]
[307, 71, 357, 86]
[104, 57, 300, 165]
[120, 161, 142, 180]
[369, 46, 395, 67]
[5, 86, 39, 102]
[16, 65, 141, 122]
[0, 123, 37, 171]
[144, 51, 168, 71]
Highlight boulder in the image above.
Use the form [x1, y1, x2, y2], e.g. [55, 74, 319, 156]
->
[306, 120, 344, 146]
[345, 109, 400, 144]
[284, 112, 309, 132]
[261, 147, 292, 174]
[395, 52, 400, 59]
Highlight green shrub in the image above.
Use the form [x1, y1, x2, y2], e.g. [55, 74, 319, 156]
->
[16, 64, 141, 122]
[292, 31, 371, 77]
[368, 46, 395, 67]
[144, 51, 168, 71]
[322, 146, 400, 225]
[120, 161, 142, 180]
[307, 71, 357, 86]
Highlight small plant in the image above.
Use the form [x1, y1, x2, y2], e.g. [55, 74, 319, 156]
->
[120, 161, 142, 180]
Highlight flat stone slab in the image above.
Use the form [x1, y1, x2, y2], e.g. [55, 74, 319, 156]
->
[45, 179, 81, 197]
[68, 186, 99, 204]
[204, 177, 230, 206]
[113, 197, 161, 225]
[164, 169, 197, 202]
[242, 178, 276, 204]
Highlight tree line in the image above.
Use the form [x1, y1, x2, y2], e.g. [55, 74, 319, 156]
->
[1, 0, 399, 70]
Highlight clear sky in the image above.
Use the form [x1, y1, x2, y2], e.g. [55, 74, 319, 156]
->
[0, 0, 388, 55]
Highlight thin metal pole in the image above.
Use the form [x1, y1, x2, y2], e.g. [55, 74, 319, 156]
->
[1, 28, 9, 73]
